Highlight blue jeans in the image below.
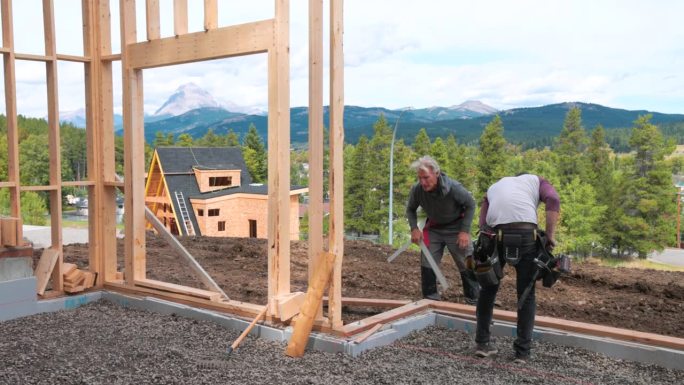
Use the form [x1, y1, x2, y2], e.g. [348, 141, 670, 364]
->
[475, 229, 538, 358]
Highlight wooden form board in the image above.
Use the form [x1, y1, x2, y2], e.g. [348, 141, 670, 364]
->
[34, 248, 60, 295]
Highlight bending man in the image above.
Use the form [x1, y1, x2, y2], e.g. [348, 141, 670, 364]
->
[406, 156, 479, 304]
[474, 173, 560, 363]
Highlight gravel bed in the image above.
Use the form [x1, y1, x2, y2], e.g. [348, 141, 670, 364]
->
[1, 300, 680, 385]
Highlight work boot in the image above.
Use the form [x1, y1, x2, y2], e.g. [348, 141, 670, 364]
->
[421, 266, 440, 300]
[475, 343, 498, 358]
[460, 270, 480, 305]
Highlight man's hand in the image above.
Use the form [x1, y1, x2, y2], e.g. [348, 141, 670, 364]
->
[546, 234, 556, 252]
[411, 228, 422, 244]
[457, 231, 470, 249]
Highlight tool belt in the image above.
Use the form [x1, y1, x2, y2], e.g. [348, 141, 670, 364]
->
[533, 230, 571, 288]
[472, 229, 503, 286]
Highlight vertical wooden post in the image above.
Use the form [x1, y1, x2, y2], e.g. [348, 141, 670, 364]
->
[43, 0, 64, 289]
[327, 0, 344, 328]
[203, 0, 217, 31]
[121, 0, 146, 283]
[146, 0, 160, 40]
[1, 0, 22, 241]
[267, 0, 291, 307]
[308, 0, 324, 316]
[173, 0, 188, 36]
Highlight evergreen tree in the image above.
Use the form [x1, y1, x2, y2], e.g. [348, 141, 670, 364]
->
[430, 137, 448, 172]
[364, 115, 393, 234]
[175, 133, 194, 147]
[242, 124, 267, 183]
[476, 115, 507, 197]
[153, 131, 172, 147]
[344, 136, 373, 235]
[558, 177, 606, 257]
[555, 106, 588, 186]
[412, 128, 431, 157]
[586, 125, 612, 192]
[197, 128, 225, 147]
[225, 129, 240, 147]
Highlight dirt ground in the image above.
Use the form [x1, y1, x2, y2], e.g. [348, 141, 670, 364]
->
[58, 233, 684, 338]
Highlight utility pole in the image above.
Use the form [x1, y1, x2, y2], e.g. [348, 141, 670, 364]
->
[388, 108, 409, 245]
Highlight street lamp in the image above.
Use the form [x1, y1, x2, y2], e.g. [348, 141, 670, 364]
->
[388, 107, 410, 245]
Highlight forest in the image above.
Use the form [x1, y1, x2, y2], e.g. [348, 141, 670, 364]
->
[0, 107, 681, 258]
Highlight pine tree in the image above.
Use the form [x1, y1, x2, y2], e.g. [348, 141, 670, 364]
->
[175, 133, 194, 147]
[412, 128, 431, 157]
[558, 177, 606, 256]
[555, 106, 588, 186]
[430, 137, 448, 172]
[344, 136, 373, 235]
[364, 115, 393, 234]
[225, 129, 240, 147]
[586, 125, 612, 192]
[242, 124, 267, 183]
[476, 115, 507, 197]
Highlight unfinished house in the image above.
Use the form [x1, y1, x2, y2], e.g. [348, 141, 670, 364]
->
[1, 0, 683, 367]
[144, 146, 306, 239]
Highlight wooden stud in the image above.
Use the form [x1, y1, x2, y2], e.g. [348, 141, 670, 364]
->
[173, 0, 187, 36]
[35, 248, 60, 295]
[203, 0, 217, 31]
[145, 0, 160, 40]
[121, 0, 147, 283]
[91, 0, 118, 284]
[126, 20, 273, 69]
[43, 0, 64, 290]
[307, 0, 324, 318]
[274, 291, 305, 321]
[1, 0, 23, 241]
[266, 0, 291, 306]
[328, 0, 345, 329]
[1, 217, 18, 246]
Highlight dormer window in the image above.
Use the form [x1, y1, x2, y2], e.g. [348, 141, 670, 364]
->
[209, 176, 232, 187]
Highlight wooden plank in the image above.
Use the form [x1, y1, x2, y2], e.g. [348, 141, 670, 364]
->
[285, 252, 336, 357]
[0, 181, 17, 188]
[274, 291, 305, 321]
[82, 271, 97, 288]
[19, 185, 59, 191]
[134, 278, 222, 301]
[126, 19, 273, 70]
[145, 0, 160, 40]
[55, 54, 90, 63]
[173, 0, 187, 36]
[121, 0, 147, 284]
[13, 52, 54, 62]
[105, 281, 266, 319]
[203, 0, 217, 30]
[327, 0, 345, 329]
[1, 217, 18, 246]
[307, 0, 324, 318]
[34, 248, 60, 295]
[353, 323, 383, 344]
[101, 53, 121, 61]
[2, 0, 23, 239]
[323, 297, 412, 309]
[337, 300, 432, 337]
[64, 268, 85, 284]
[62, 263, 78, 275]
[93, 0, 119, 285]
[61, 181, 96, 187]
[64, 285, 85, 294]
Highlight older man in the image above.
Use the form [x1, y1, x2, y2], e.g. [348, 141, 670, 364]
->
[406, 155, 479, 304]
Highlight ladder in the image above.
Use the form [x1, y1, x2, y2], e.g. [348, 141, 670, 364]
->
[174, 191, 196, 236]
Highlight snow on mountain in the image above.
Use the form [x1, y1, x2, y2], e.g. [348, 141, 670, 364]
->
[59, 108, 87, 127]
[153, 83, 220, 117]
[448, 100, 498, 115]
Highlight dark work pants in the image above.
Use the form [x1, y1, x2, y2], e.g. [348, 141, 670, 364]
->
[475, 230, 538, 358]
[421, 225, 478, 300]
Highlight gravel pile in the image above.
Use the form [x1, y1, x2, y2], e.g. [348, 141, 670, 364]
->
[1, 300, 680, 385]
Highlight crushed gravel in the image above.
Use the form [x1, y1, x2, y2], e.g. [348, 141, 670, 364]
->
[1, 300, 680, 385]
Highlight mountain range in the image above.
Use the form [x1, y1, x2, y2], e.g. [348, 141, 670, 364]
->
[58, 83, 684, 148]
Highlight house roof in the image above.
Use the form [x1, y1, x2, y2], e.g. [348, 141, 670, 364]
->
[154, 147, 305, 236]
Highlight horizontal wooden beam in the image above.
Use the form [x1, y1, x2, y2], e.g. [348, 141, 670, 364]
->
[336, 300, 432, 337]
[62, 180, 95, 187]
[20, 185, 58, 191]
[103, 180, 125, 187]
[0, 181, 17, 188]
[101, 53, 121, 62]
[14, 53, 55, 62]
[56, 54, 90, 63]
[126, 19, 274, 69]
[134, 278, 222, 301]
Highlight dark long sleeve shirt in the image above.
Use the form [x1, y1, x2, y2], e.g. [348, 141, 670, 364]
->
[406, 173, 476, 233]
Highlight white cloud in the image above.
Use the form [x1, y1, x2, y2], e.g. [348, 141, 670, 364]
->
[1, 0, 683, 117]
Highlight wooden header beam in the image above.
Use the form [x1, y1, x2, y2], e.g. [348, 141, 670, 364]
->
[126, 19, 273, 69]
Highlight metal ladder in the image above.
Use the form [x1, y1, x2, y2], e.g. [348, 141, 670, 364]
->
[174, 191, 196, 236]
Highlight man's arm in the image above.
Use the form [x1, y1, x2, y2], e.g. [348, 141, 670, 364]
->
[452, 183, 476, 233]
[479, 195, 489, 229]
[406, 185, 420, 230]
[539, 177, 560, 249]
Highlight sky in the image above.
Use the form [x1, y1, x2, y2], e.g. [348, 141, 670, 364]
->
[2, 0, 684, 117]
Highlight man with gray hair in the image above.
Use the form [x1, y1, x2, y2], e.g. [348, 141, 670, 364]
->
[406, 155, 479, 303]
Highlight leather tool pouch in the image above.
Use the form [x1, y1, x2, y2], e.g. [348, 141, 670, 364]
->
[502, 233, 522, 266]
